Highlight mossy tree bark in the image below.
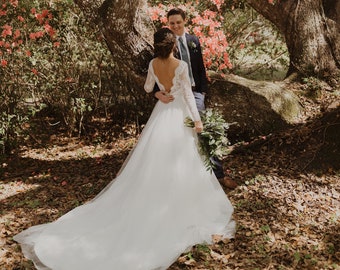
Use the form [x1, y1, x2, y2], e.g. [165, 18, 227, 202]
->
[247, 0, 340, 85]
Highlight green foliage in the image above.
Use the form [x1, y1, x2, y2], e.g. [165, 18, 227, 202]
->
[224, 6, 289, 80]
[0, 112, 28, 154]
[0, 0, 127, 154]
[0, 0, 289, 156]
[184, 109, 230, 172]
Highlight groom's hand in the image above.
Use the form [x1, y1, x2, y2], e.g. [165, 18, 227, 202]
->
[155, 91, 174, 104]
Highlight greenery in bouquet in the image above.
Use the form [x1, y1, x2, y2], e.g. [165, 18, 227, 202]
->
[184, 109, 230, 172]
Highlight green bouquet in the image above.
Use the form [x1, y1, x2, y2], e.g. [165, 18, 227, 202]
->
[184, 108, 230, 172]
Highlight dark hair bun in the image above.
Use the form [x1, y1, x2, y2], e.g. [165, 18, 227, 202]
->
[154, 28, 176, 59]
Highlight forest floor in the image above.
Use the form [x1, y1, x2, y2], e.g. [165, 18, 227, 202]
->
[0, 86, 339, 270]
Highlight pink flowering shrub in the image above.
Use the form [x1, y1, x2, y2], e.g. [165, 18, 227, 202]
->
[0, 0, 115, 153]
[0, 1, 58, 68]
[0, 0, 59, 154]
[147, 0, 233, 72]
[148, 0, 285, 81]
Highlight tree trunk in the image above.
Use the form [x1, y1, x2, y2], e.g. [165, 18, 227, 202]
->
[74, 0, 157, 124]
[247, 0, 340, 85]
[73, 0, 304, 138]
[207, 72, 302, 142]
[74, 0, 154, 88]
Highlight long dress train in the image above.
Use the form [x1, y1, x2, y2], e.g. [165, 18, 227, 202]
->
[14, 60, 235, 270]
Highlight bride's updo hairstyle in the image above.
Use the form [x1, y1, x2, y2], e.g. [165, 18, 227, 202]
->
[154, 28, 176, 59]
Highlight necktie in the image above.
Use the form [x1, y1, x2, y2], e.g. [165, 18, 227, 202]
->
[178, 37, 194, 84]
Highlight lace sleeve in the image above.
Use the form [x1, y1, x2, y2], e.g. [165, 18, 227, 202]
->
[180, 62, 201, 122]
[144, 61, 155, 93]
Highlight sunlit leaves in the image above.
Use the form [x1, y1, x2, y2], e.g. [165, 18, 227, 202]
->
[0, 1, 58, 67]
[184, 109, 230, 171]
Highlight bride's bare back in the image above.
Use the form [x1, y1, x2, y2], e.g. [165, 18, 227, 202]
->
[152, 56, 180, 93]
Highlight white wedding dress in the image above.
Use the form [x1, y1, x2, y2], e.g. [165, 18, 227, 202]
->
[14, 60, 235, 270]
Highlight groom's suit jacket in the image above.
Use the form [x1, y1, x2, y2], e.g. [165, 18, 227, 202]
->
[153, 33, 208, 94]
[177, 33, 208, 94]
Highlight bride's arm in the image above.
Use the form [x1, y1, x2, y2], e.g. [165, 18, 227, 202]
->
[144, 62, 156, 93]
[181, 64, 203, 132]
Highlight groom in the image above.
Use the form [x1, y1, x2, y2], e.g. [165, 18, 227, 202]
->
[154, 7, 237, 189]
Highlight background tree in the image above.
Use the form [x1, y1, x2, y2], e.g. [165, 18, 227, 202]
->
[71, 0, 301, 140]
[74, 0, 154, 84]
[247, 0, 340, 85]
[2, 0, 338, 153]
[0, 0, 146, 154]
[73, 0, 340, 85]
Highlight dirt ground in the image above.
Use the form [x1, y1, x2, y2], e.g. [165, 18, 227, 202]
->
[0, 87, 339, 270]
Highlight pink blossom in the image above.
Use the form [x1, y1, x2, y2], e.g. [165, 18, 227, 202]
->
[218, 63, 227, 70]
[29, 33, 36, 40]
[35, 13, 44, 24]
[29, 31, 45, 40]
[42, 9, 49, 17]
[44, 23, 56, 38]
[14, 29, 21, 39]
[31, 68, 38, 75]
[209, 0, 225, 10]
[160, 16, 168, 24]
[9, 0, 18, 7]
[1, 59, 7, 67]
[2, 24, 12, 38]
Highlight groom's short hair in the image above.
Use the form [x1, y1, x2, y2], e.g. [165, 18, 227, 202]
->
[167, 8, 186, 20]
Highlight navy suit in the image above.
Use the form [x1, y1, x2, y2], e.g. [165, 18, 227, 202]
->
[179, 33, 208, 94]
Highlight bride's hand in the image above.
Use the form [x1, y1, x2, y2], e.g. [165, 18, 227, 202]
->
[194, 121, 203, 133]
[155, 91, 174, 104]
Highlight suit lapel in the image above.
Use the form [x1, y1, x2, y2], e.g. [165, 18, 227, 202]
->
[185, 33, 192, 53]
[185, 33, 197, 58]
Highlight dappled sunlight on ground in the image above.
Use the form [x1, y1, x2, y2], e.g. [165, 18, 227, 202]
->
[0, 181, 39, 201]
[0, 98, 339, 269]
[20, 137, 137, 161]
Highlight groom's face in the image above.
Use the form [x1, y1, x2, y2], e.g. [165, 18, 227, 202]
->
[168, 14, 186, 36]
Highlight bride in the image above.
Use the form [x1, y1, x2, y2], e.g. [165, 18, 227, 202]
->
[14, 27, 235, 270]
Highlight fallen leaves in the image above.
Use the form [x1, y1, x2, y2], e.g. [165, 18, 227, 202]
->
[0, 94, 339, 269]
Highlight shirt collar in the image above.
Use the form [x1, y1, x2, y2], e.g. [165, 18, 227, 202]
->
[177, 33, 186, 40]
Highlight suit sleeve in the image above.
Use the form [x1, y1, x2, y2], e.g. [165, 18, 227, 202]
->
[152, 81, 160, 93]
[195, 37, 208, 93]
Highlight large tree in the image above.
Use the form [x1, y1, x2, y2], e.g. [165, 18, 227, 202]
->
[74, 0, 340, 85]
[74, 0, 154, 87]
[73, 0, 338, 137]
[247, 0, 340, 85]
